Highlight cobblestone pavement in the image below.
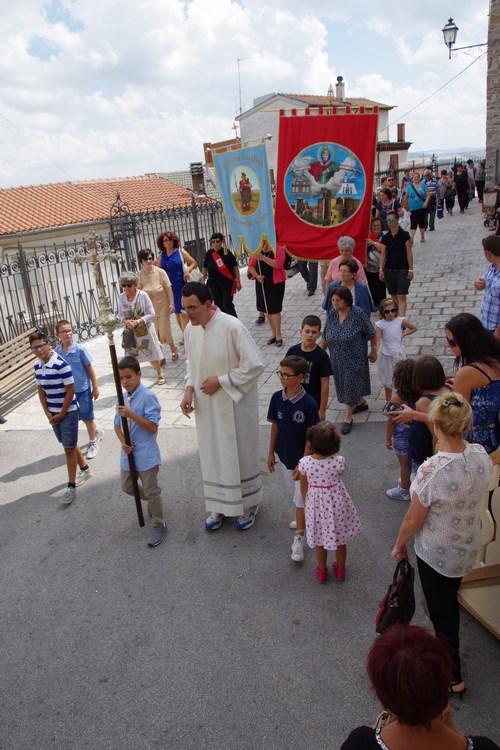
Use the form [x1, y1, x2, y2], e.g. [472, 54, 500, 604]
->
[0, 199, 488, 434]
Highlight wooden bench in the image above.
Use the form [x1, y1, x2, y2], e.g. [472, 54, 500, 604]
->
[0, 327, 39, 416]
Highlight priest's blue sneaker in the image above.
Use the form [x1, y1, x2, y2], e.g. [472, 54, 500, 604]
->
[205, 512, 224, 530]
[236, 504, 259, 530]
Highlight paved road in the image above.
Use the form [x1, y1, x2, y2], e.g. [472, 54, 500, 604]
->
[1, 201, 499, 749]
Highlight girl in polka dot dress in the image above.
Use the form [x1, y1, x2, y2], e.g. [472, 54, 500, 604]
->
[298, 421, 361, 584]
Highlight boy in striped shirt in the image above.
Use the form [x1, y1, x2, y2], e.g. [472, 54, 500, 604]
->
[30, 330, 93, 504]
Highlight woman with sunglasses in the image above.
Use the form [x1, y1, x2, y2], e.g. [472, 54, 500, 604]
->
[376, 210, 413, 317]
[155, 231, 198, 341]
[445, 312, 500, 454]
[202, 232, 241, 317]
[391, 391, 492, 697]
[137, 249, 178, 361]
[117, 271, 164, 385]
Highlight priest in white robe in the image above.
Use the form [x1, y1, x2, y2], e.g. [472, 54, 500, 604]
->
[180, 282, 264, 531]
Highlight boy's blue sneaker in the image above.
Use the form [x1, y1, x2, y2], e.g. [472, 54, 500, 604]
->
[147, 524, 168, 547]
[205, 512, 224, 531]
[386, 486, 410, 501]
[236, 504, 259, 530]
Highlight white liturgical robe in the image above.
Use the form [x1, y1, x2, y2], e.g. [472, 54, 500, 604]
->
[184, 307, 264, 516]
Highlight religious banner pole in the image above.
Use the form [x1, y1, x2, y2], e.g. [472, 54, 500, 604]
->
[73, 232, 144, 527]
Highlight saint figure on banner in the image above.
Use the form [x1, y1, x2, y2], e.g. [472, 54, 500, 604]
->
[291, 144, 360, 198]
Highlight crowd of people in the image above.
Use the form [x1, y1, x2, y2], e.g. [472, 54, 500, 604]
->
[27, 172, 499, 737]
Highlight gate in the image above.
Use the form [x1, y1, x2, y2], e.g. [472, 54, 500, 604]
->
[0, 200, 229, 344]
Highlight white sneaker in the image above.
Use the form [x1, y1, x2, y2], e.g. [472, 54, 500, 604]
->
[75, 467, 93, 486]
[86, 441, 100, 459]
[291, 534, 304, 562]
[289, 519, 297, 530]
[60, 486, 76, 505]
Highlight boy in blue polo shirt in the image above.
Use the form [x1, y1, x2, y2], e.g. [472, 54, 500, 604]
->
[267, 355, 319, 562]
[114, 357, 167, 548]
[55, 320, 104, 459]
[30, 330, 93, 505]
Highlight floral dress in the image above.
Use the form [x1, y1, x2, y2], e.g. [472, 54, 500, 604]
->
[323, 306, 375, 405]
[298, 454, 361, 550]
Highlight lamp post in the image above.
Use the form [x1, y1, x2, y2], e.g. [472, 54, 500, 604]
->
[442, 17, 487, 59]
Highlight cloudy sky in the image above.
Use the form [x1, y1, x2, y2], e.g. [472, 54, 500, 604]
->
[0, 0, 489, 188]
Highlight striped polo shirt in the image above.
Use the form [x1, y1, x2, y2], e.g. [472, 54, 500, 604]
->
[34, 351, 77, 414]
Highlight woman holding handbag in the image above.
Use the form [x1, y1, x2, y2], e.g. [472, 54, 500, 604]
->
[117, 271, 165, 385]
[391, 392, 492, 697]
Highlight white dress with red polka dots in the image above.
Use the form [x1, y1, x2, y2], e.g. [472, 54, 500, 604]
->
[298, 454, 361, 550]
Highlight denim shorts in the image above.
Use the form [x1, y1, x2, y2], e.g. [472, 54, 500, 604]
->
[76, 387, 94, 421]
[52, 409, 79, 448]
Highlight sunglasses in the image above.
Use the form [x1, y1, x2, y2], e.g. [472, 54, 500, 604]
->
[383, 308, 397, 315]
[446, 335, 457, 346]
[162, 237, 173, 243]
[144, 256, 154, 261]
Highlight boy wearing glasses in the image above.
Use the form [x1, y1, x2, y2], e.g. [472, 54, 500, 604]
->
[30, 330, 93, 505]
[267, 355, 319, 562]
[55, 319, 104, 459]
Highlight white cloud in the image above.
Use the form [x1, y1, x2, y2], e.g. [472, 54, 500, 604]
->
[0, 0, 490, 188]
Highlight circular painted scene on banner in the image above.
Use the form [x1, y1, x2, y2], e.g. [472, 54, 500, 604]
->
[230, 166, 261, 216]
[283, 142, 366, 227]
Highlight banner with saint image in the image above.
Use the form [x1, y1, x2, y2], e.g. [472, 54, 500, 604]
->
[214, 143, 276, 256]
[275, 109, 378, 263]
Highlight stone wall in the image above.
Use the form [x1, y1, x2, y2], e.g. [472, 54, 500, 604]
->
[486, 0, 500, 185]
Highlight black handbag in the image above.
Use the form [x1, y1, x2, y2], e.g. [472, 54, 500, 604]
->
[375, 559, 415, 634]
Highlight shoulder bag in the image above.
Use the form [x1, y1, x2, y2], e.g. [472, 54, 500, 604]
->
[375, 558, 415, 634]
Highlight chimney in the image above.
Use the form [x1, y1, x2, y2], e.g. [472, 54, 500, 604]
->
[335, 75, 345, 102]
[190, 162, 206, 195]
[397, 124, 406, 143]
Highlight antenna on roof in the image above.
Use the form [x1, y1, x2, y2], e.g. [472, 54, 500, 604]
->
[237, 57, 251, 115]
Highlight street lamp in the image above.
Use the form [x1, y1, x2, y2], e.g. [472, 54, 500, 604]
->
[442, 17, 487, 59]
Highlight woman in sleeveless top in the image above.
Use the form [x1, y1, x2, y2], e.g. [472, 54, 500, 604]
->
[445, 313, 500, 454]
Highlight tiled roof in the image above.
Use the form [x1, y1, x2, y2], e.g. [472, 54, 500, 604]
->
[0, 174, 212, 236]
[280, 93, 393, 109]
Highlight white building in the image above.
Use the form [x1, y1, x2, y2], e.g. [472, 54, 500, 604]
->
[237, 79, 411, 180]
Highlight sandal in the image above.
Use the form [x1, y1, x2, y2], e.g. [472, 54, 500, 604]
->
[157, 377, 166, 386]
[267, 338, 276, 345]
[171, 349, 179, 361]
[275, 339, 283, 347]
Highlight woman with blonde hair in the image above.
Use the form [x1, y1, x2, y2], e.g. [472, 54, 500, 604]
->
[391, 391, 492, 697]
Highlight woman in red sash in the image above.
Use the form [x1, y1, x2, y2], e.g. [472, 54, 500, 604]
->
[202, 233, 241, 317]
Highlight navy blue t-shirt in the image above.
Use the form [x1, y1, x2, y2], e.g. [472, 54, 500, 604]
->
[285, 344, 332, 407]
[267, 388, 319, 469]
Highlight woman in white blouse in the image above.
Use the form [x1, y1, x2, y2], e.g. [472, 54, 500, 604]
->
[391, 392, 492, 698]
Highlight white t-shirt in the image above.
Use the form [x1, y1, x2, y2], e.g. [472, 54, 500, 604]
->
[375, 316, 404, 357]
[412, 443, 492, 577]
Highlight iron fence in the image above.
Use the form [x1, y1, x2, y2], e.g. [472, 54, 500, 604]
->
[0, 201, 230, 344]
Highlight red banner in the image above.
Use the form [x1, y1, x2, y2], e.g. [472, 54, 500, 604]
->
[275, 110, 378, 263]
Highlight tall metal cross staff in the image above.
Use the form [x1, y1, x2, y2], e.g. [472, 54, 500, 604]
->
[73, 231, 144, 527]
